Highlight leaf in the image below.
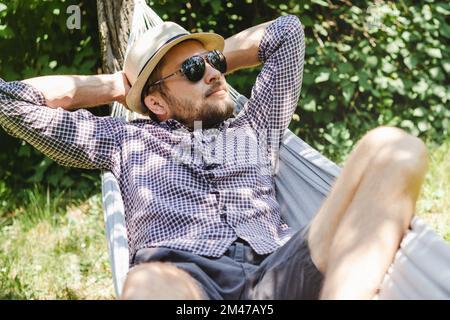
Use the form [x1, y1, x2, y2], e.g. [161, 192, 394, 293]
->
[350, 6, 363, 15]
[432, 85, 447, 101]
[436, 3, 450, 15]
[382, 61, 395, 74]
[400, 119, 414, 129]
[418, 121, 428, 132]
[330, 72, 341, 83]
[337, 43, 351, 52]
[412, 108, 425, 117]
[425, 48, 442, 59]
[210, 0, 223, 15]
[340, 129, 350, 140]
[421, 5, 432, 21]
[343, 83, 356, 103]
[49, 60, 57, 69]
[300, 15, 314, 27]
[401, 31, 411, 42]
[440, 22, 450, 39]
[303, 98, 317, 112]
[0, 24, 15, 39]
[388, 78, 405, 95]
[442, 60, 450, 74]
[404, 55, 418, 70]
[323, 133, 336, 144]
[314, 24, 328, 36]
[305, 43, 317, 55]
[412, 79, 429, 94]
[311, 0, 329, 7]
[366, 56, 378, 67]
[303, 72, 314, 85]
[429, 67, 445, 81]
[375, 75, 389, 89]
[338, 62, 354, 74]
[314, 72, 330, 83]
[386, 42, 399, 54]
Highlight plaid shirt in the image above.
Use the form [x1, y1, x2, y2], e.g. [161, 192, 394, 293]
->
[0, 15, 305, 263]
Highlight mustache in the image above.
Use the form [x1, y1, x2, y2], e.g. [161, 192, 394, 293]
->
[205, 81, 226, 98]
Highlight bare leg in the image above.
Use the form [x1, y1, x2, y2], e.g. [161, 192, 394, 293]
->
[121, 262, 207, 300]
[307, 126, 428, 299]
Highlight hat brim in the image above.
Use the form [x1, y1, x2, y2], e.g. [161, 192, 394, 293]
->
[126, 33, 225, 114]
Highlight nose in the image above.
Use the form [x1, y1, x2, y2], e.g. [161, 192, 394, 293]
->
[203, 61, 221, 84]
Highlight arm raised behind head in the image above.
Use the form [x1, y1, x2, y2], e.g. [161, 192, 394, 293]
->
[223, 20, 274, 74]
[21, 71, 130, 110]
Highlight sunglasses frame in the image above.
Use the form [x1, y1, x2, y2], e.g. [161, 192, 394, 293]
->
[147, 50, 227, 88]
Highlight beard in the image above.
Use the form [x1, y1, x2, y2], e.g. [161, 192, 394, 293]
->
[165, 90, 235, 130]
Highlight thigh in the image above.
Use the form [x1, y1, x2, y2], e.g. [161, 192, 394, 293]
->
[133, 246, 247, 300]
[245, 228, 324, 300]
[307, 126, 412, 272]
[123, 261, 206, 299]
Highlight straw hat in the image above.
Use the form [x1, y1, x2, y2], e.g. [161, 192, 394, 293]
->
[124, 22, 225, 114]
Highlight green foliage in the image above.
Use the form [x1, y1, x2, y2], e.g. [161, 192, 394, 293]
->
[0, 0, 101, 202]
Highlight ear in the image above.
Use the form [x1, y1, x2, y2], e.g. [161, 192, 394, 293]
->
[143, 93, 170, 120]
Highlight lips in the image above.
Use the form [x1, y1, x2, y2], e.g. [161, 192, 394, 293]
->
[206, 85, 227, 97]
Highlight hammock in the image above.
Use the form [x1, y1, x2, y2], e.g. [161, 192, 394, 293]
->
[101, 0, 450, 299]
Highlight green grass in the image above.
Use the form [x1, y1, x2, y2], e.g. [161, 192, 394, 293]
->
[416, 139, 450, 242]
[0, 189, 114, 299]
[0, 140, 448, 299]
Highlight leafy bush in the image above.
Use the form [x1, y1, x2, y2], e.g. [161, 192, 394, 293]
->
[0, 0, 448, 203]
[0, 0, 101, 207]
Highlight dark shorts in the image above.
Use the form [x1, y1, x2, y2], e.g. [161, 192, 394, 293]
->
[132, 228, 324, 300]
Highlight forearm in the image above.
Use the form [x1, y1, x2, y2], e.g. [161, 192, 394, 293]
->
[223, 20, 273, 74]
[21, 73, 128, 110]
[234, 15, 305, 132]
[0, 79, 123, 170]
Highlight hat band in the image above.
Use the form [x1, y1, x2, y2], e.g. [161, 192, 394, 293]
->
[138, 32, 189, 76]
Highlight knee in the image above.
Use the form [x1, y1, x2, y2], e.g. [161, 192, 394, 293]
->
[121, 262, 206, 300]
[362, 126, 428, 176]
[362, 126, 411, 151]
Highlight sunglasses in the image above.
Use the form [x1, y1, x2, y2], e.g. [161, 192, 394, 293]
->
[148, 50, 227, 87]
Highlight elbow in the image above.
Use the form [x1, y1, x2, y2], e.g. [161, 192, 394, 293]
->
[279, 15, 305, 46]
[45, 96, 73, 109]
[290, 16, 305, 43]
[284, 15, 303, 33]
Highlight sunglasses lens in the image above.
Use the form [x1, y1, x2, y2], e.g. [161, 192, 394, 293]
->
[208, 50, 227, 74]
[182, 56, 205, 82]
[180, 51, 227, 83]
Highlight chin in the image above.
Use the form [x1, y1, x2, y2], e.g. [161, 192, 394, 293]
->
[198, 109, 233, 129]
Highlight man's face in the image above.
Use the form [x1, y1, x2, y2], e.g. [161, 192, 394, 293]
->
[145, 40, 235, 129]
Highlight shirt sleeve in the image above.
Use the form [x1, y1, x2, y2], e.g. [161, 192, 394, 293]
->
[0, 78, 124, 170]
[238, 15, 305, 161]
